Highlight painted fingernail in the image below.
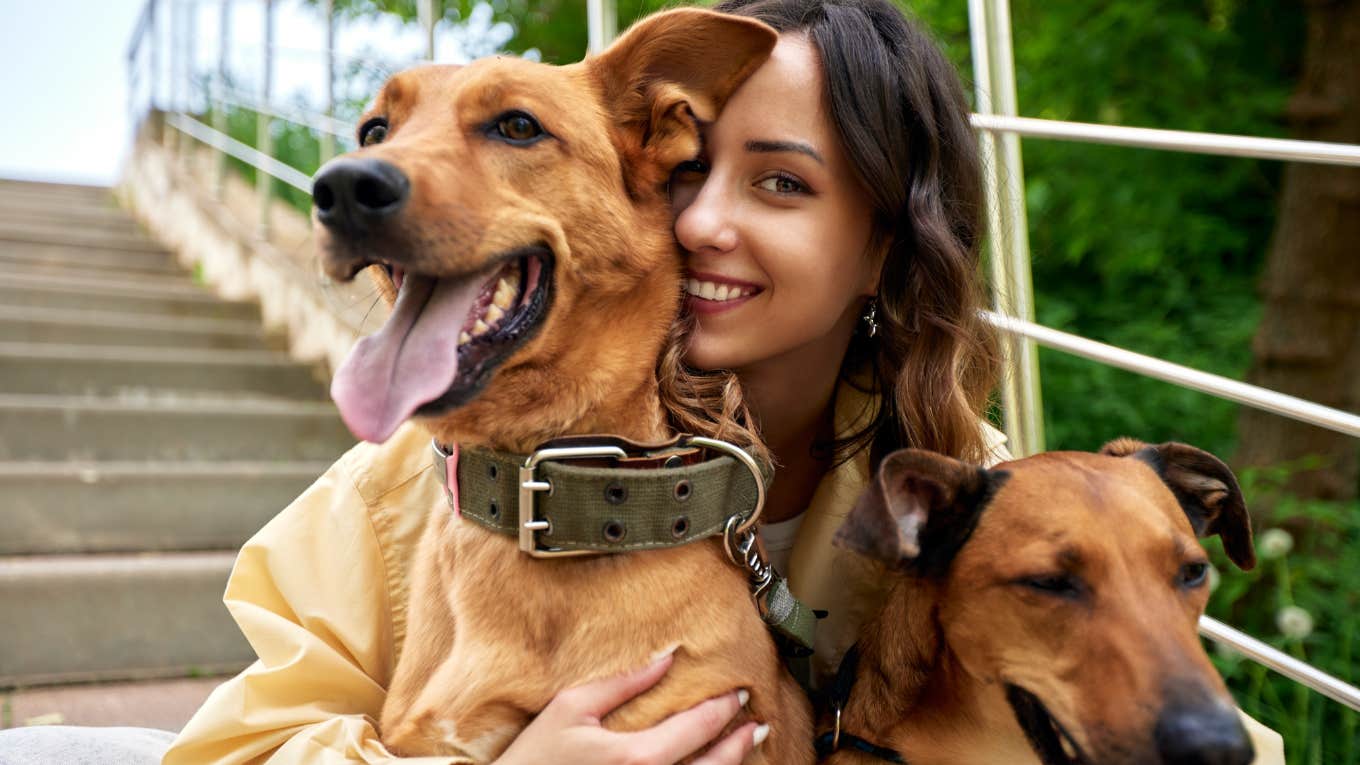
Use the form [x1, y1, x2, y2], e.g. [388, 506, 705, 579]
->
[648, 643, 680, 665]
[736, 689, 750, 707]
[752, 724, 770, 746]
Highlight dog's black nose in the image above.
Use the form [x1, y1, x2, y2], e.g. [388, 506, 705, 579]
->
[313, 157, 410, 233]
[1154, 703, 1254, 765]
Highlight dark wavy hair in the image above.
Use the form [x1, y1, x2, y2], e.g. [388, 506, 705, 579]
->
[714, 0, 1000, 464]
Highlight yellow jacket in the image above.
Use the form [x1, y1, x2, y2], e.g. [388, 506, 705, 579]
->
[165, 385, 1284, 764]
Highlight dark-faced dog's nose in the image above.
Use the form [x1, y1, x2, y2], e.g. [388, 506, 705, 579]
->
[1154, 703, 1253, 765]
[313, 157, 409, 234]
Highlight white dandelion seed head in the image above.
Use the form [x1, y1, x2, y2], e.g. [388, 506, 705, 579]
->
[1258, 528, 1294, 560]
[1276, 605, 1313, 640]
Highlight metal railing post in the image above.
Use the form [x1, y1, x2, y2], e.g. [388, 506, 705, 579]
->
[166, 0, 180, 151]
[257, 0, 274, 238]
[319, 0, 337, 164]
[213, 0, 231, 197]
[148, 0, 160, 114]
[587, 0, 617, 54]
[179, 0, 198, 173]
[968, 0, 1044, 457]
[419, 0, 436, 61]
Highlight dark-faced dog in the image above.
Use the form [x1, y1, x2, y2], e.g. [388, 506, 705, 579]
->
[827, 438, 1260, 765]
[312, 9, 812, 763]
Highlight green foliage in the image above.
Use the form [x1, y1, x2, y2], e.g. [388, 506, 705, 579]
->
[1205, 467, 1360, 763]
[1002, 0, 1301, 455]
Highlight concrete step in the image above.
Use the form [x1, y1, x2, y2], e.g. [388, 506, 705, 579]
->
[2, 260, 197, 293]
[0, 305, 271, 349]
[0, 279, 260, 321]
[0, 239, 178, 274]
[1, 676, 226, 730]
[0, 186, 119, 217]
[0, 343, 326, 399]
[0, 393, 351, 461]
[0, 197, 144, 231]
[0, 220, 166, 254]
[0, 460, 329, 555]
[0, 179, 113, 201]
[0, 552, 251, 687]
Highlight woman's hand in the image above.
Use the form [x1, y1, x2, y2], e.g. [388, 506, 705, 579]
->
[493, 651, 768, 765]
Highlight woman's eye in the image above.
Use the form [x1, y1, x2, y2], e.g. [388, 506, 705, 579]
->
[1179, 562, 1209, 588]
[495, 112, 543, 143]
[756, 173, 806, 195]
[360, 120, 388, 147]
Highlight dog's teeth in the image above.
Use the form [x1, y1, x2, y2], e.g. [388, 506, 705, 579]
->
[1060, 735, 1077, 760]
[458, 331, 472, 345]
[485, 304, 506, 324]
[472, 319, 491, 336]
[494, 282, 515, 309]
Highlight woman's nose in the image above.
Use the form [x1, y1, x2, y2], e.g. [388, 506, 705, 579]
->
[674, 179, 738, 255]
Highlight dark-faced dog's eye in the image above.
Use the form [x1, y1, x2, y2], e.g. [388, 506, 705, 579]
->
[359, 118, 389, 147]
[1179, 561, 1209, 588]
[492, 111, 545, 144]
[1020, 574, 1084, 599]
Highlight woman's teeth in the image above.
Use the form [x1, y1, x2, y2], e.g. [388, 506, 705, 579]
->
[686, 278, 754, 302]
[457, 272, 521, 347]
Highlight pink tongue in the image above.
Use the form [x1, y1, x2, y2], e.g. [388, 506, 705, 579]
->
[331, 273, 487, 442]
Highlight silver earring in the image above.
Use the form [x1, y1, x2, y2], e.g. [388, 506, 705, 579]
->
[862, 298, 879, 338]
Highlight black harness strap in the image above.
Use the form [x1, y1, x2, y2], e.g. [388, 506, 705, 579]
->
[814, 644, 908, 763]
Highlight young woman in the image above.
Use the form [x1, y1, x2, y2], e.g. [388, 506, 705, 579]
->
[498, 1, 1008, 761]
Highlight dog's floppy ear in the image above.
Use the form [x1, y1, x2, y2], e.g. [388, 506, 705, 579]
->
[1101, 439, 1256, 570]
[589, 9, 777, 196]
[835, 449, 1008, 576]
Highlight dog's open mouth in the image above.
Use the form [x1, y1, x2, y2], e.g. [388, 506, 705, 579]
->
[1006, 684, 1089, 765]
[330, 246, 554, 442]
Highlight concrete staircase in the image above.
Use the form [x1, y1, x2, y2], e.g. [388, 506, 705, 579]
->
[0, 179, 355, 723]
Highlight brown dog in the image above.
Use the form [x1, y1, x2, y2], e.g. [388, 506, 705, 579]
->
[311, 9, 812, 763]
[827, 439, 1257, 765]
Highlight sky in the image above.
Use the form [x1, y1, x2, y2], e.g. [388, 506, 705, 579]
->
[0, 0, 513, 188]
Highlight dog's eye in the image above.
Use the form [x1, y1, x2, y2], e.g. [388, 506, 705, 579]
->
[494, 112, 544, 144]
[1021, 574, 1083, 599]
[1179, 562, 1209, 588]
[359, 118, 389, 147]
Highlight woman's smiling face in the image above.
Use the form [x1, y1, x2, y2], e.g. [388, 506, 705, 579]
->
[671, 33, 880, 374]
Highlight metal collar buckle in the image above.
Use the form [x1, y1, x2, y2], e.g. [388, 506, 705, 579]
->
[514, 435, 766, 558]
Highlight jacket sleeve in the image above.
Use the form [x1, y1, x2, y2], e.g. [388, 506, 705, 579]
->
[163, 461, 472, 765]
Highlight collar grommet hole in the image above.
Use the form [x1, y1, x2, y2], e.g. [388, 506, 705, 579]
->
[488, 499, 500, 519]
[603, 520, 626, 542]
[673, 480, 692, 501]
[604, 483, 628, 505]
[671, 516, 690, 539]
[487, 463, 499, 480]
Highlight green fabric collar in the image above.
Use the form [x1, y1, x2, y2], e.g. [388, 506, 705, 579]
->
[431, 436, 820, 653]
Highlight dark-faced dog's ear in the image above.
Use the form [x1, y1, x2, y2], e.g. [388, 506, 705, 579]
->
[588, 9, 777, 196]
[834, 449, 1008, 576]
[1101, 439, 1257, 571]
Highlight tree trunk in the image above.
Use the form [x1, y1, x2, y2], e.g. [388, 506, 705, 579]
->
[1235, 0, 1360, 502]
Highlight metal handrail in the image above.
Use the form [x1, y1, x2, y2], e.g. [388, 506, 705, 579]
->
[972, 113, 1360, 168]
[216, 88, 356, 140]
[1201, 617, 1360, 713]
[983, 310, 1360, 439]
[167, 112, 313, 193]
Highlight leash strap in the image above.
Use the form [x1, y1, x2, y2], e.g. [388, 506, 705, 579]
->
[813, 643, 908, 763]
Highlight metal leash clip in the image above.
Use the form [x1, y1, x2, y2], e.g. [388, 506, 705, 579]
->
[723, 514, 775, 600]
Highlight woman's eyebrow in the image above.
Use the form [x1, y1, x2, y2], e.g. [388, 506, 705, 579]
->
[744, 139, 824, 165]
